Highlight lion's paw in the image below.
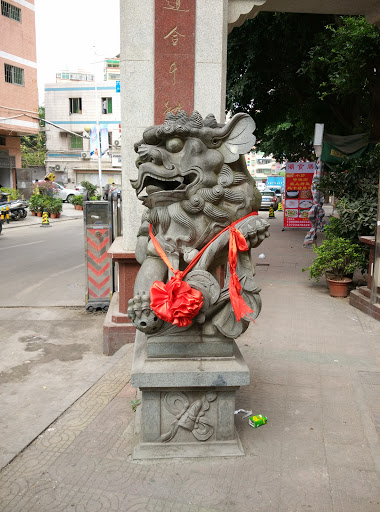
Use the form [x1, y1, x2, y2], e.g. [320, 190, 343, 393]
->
[248, 217, 270, 248]
[127, 293, 163, 333]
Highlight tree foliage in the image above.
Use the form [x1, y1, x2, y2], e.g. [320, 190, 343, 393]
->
[317, 146, 380, 242]
[21, 106, 46, 168]
[227, 14, 380, 160]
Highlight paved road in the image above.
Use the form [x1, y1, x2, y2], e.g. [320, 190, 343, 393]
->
[0, 209, 128, 469]
[0, 217, 85, 306]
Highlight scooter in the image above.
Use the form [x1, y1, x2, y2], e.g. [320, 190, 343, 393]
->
[0, 193, 28, 221]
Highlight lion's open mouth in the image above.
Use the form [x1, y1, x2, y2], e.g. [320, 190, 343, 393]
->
[131, 166, 199, 206]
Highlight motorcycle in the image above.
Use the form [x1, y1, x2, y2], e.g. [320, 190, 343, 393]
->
[0, 193, 28, 221]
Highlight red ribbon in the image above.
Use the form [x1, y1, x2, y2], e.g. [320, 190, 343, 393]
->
[149, 212, 258, 327]
[228, 228, 253, 321]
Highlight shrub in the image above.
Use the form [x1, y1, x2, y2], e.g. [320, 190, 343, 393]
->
[0, 187, 21, 200]
[317, 146, 379, 244]
[28, 194, 45, 213]
[80, 181, 98, 197]
[34, 181, 58, 197]
[302, 236, 366, 282]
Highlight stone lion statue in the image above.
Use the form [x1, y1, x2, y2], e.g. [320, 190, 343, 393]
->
[128, 110, 269, 342]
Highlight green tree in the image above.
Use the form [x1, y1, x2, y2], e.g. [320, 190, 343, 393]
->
[21, 106, 46, 167]
[227, 14, 380, 160]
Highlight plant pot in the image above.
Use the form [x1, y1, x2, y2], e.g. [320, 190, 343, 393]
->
[56, 212, 61, 218]
[78, 206, 83, 210]
[37, 212, 42, 217]
[50, 213, 57, 218]
[31, 211, 36, 216]
[326, 276, 352, 298]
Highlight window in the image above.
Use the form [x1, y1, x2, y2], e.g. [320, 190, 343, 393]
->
[0, 136, 5, 145]
[102, 98, 113, 114]
[1, 1, 21, 21]
[107, 73, 120, 80]
[69, 98, 82, 114]
[71, 134, 83, 149]
[4, 64, 24, 85]
[106, 60, 120, 68]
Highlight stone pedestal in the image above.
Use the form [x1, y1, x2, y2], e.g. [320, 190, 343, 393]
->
[350, 236, 380, 322]
[103, 237, 140, 355]
[131, 331, 249, 459]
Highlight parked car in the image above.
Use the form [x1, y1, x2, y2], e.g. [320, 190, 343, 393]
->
[34, 181, 82, 202]
[52, 183, 82, 203]
[260, 189, 278, 210]
[266, 186, 283, 203]
[75, 185, 86, 194]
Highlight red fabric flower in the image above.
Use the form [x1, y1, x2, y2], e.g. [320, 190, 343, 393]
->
[150, 273, 203, 328]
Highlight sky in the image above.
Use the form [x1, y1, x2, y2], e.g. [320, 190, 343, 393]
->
[35, 0, 120, 105]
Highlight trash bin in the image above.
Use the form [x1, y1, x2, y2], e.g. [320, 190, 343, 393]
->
[83, 200, 113, 312]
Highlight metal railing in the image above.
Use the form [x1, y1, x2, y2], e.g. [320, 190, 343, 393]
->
[109, 191, 122, 292]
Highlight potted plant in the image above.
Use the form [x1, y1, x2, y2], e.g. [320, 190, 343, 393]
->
[303, 236, 365, 297]
[28, 195, 39, 215]
[48, 198, 63, 218]
[32, 195, 45, 216]
[76, 195, 83, 210]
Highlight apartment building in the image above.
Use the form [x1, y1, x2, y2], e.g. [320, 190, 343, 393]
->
[104, 56, 120, 81]
[245, 150, 279, 183]
[0, 0, 38, 187]
[44, 79, 122, 186]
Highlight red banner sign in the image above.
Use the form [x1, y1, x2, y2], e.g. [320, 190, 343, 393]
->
[283, 162, 316, 229]
[154, 0, 195, 124]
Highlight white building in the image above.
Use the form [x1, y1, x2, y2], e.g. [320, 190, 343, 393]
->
[104, 57, 120, 81]
[245, 150, 278, 183]
[44, 80, 122, 187]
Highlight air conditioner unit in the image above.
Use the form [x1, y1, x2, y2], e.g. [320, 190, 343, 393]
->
[114, 139, 121, 147]
[81, 152, 90, 159]
[55, 164, 61, 171]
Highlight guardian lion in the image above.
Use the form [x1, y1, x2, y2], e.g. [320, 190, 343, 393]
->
[128, 111, 269, 342]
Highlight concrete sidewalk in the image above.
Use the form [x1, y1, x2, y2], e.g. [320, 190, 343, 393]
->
[2, 202, 83, 230]
[1, 210, 379, 512]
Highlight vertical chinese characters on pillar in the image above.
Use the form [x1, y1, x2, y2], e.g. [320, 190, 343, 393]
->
[155, 0, 195, 123]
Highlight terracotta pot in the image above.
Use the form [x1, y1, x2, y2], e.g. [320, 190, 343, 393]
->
[50, 213, 57, 218]
[78, 206, 83, 210]
[37, 212, 42, 217]
[327, 276, 352, 298]
[31, 211, 36, 216]
[56, 212, 61, 218]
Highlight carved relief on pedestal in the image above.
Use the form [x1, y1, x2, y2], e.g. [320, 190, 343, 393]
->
[161, 391, 217, 442]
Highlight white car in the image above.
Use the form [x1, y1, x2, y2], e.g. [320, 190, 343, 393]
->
[53, 182, 82, 202]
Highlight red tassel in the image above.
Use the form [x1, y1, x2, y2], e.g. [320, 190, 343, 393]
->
[228, 228, 253, 321]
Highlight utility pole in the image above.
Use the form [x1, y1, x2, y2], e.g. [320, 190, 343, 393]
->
[93, 46, 103, 198]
